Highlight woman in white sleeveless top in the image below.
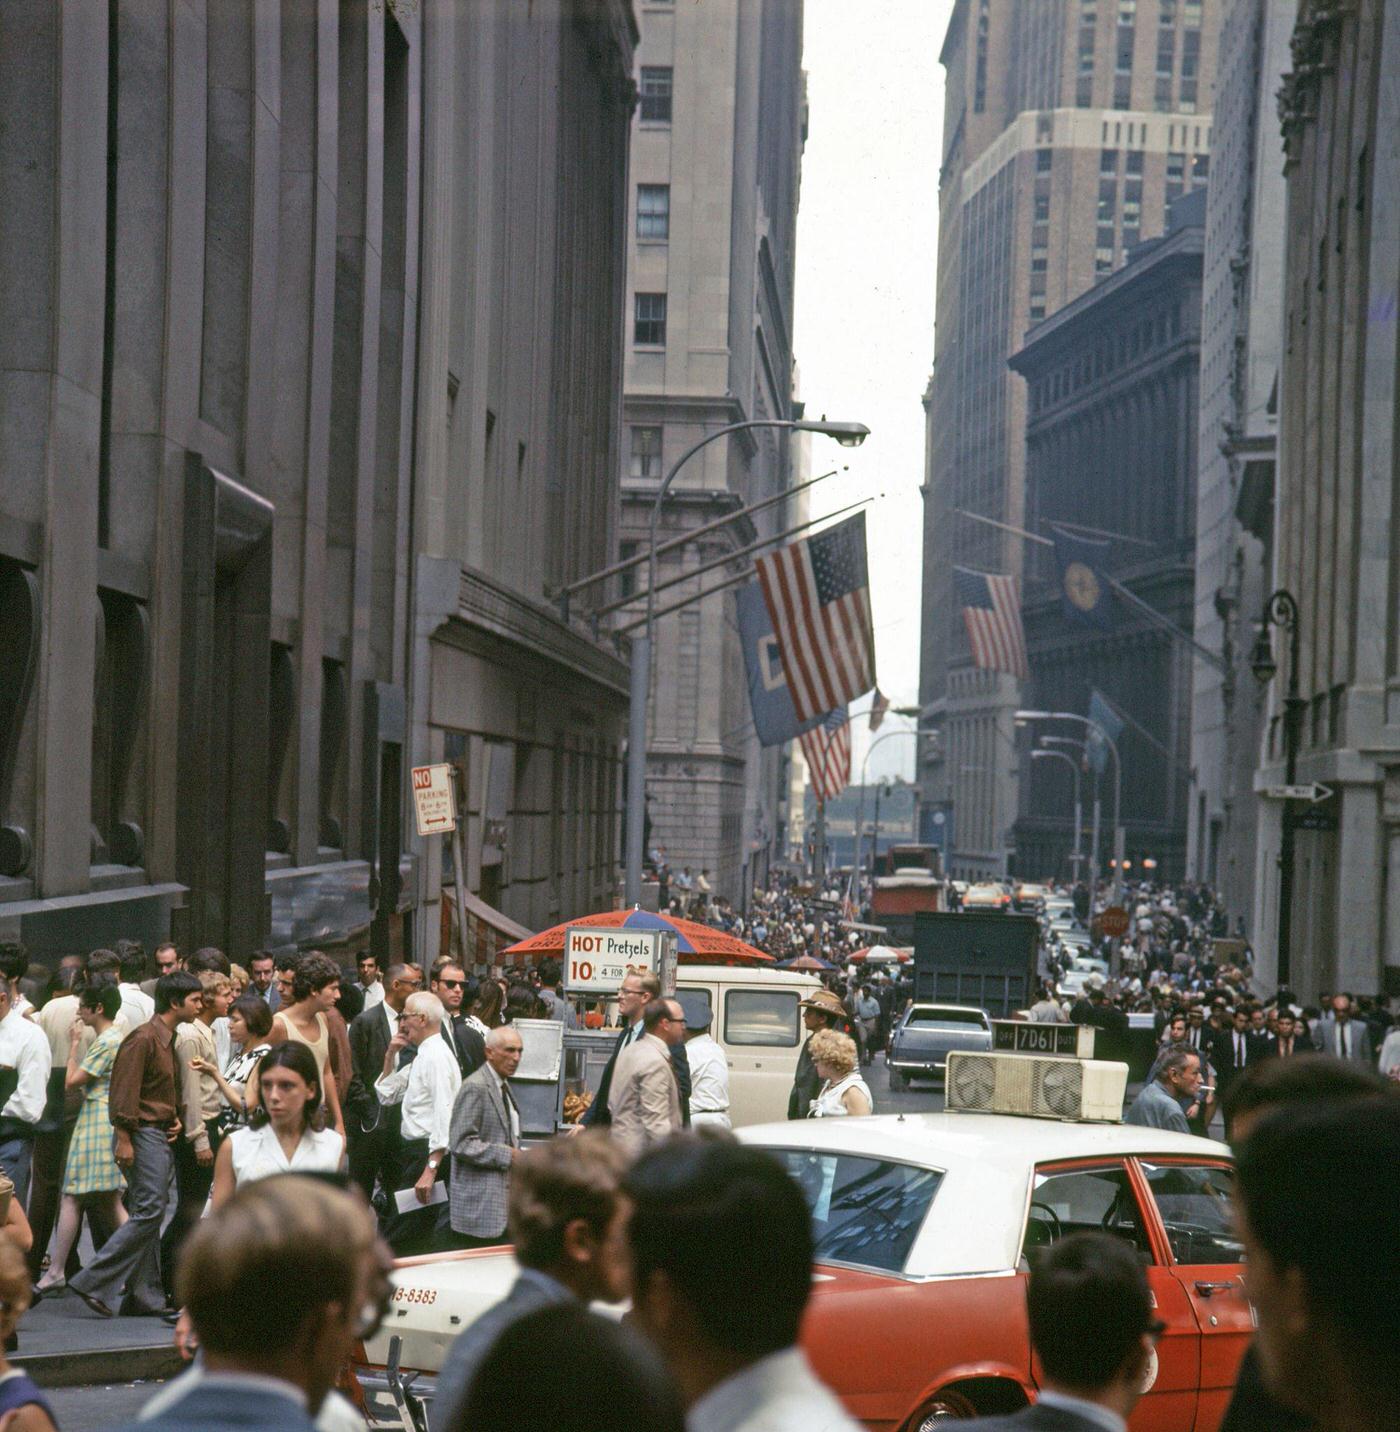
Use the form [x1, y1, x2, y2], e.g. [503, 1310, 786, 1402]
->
[209, 1042, 343, 1208]
[806, 1029, 873, 1117]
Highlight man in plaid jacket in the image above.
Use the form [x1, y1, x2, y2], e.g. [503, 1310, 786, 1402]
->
[445, 1026, 523, 1248]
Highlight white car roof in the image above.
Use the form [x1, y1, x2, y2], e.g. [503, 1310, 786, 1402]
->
[738, 1112, 1229, 1278]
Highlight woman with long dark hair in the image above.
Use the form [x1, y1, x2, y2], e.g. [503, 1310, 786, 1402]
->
[209, 1043, 343, 1207]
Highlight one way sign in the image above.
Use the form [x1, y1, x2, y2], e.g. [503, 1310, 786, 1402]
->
[1264, 782, 1333, 803]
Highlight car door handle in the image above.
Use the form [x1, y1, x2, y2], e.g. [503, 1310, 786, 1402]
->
[1194, 1280, 1236, 1297]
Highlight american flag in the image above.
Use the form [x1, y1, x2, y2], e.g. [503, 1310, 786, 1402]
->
[801, 708, 851, 805]
[954, 566, 1028, 679]
[755, 512, 876, 724]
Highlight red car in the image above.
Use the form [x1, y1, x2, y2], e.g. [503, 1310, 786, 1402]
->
[355, 1110, 1250, 1430]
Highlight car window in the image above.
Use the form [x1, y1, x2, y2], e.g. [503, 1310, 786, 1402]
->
[905, 1008, 987, 1027]
[1024, 1165, 1151, 1262]
[764, 1149, 943, 1274]
[724, 990, 799, 1047]
[1140, 1162, 1243, 1265]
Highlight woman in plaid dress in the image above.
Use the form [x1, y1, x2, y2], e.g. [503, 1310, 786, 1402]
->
[35, 982, 128, 1293]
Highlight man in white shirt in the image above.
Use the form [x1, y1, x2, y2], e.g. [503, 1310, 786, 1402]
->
[957, 1233, 1160, 1432]
[0, 974, 55, 1204]
[119, 944, 156, 1029]
[626, 1139, 859, 1432]
[679, 997, 730, 1129]
[374, 991, 461, 1254]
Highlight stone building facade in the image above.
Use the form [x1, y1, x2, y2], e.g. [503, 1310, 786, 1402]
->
[919, 0, 1218, 881]
[601, 0, 806, 903]
[1186, 0, 1292, 920]
[0, 0, 637, 965]
[1009, 204, 1206, 882]
[1255, 0, 1400, 997]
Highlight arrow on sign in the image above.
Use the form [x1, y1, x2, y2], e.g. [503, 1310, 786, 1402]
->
[1264, 783, 1333, 803]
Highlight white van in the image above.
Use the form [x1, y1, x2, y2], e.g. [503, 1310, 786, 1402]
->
[674, 963, 821, 1127]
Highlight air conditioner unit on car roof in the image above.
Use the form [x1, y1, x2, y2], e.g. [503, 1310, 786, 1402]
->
[945, 1052, 1128, 1122]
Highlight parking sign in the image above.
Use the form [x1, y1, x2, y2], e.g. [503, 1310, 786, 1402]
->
[411, 764, 457, 836]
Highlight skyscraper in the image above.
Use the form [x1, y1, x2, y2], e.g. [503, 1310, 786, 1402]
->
[611, 0, 807, 901]
[918, 0, 1218, 880]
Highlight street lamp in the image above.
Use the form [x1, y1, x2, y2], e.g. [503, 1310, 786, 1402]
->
[1040, 734, 1098, 883]
[1251, 588, 1303, 987]
[625, 416, 871, 906]
[1030, 748, 1082, 881]
[853, 723, 936, 885]
[1015, 710, 1123, 905]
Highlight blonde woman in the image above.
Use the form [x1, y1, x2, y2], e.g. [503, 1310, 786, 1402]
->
[806, 1029, 872, 1118]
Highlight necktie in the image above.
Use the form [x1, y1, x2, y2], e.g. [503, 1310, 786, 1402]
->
[1237, 1034, 1244, 1066]
[1340, 1023, 1349, 1058]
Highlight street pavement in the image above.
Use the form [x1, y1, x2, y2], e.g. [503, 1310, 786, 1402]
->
[47, 1380, 155, 1430]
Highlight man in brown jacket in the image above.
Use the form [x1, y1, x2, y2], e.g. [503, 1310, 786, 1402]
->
[70, 971, 203, 1318]
[609, 999, 685, 1156]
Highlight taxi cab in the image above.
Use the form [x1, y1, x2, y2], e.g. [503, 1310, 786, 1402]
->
[352, 1059, 1249, 1431]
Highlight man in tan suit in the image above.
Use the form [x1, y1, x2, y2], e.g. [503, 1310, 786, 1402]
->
[610, 999, 685, 1156]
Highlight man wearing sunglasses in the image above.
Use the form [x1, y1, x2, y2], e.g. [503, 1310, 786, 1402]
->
[431, 960, 487, 1081]
[970, 1232, 1163, 1431]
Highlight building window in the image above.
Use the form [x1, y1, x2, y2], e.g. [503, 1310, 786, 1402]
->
[1097, 224, 1116, 247]
[1077, 76, 1094, 107]
[1114, 76, 1132, 107]
[1031, 247, 1048, 272]
[1034, 194, 1051, 222]
[1029, 272, 1047, 296]
[1167, 151, 1186, 181]
[1036, 148, 1053, 173]
[629, 426, 662, 479]
[1183, 0, 1201, 24]
[1030, 302, 1046, 322]
[636, 184, 670, 240]
[1156, 34, 1175, 74]
[1118, 0, 1137, 15]
[1193, 153, 1209, 180]
[634, 292, 667, 346]
[1096, 248, 1114, 273]
[618, 540, 640, 599]
[1159, 0, 1175, 22]
[1127, 149, 1144, 175]
[1116, 25, 1134, 70]
[1100, 148, 1119, 174]
[1123, 225, 1140, 250]
[639, 67, 672, 123]
[1098, 178, 1117, 222]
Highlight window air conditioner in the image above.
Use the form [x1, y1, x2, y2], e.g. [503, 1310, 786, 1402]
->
[945, 1052, 1128, 1122]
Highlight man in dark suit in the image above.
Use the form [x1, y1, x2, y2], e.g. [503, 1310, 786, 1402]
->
[345, 963, 423, 1204]
[579, 969, 689, 1128]
[1266, 1011, 1314, 1059]
[430, 960, 486, 1080]
[969, 1233, 1161, 1431]
[1212, 1007, 1268, 1137]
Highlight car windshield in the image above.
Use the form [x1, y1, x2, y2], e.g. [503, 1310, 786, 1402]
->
[762, 1149, 944, 1274]
[905, 1008, 986, 1027]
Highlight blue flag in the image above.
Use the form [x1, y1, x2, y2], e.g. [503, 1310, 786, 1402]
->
[737, 582, 825, 747]
[1087, 689, 1125, 775]
[1053, 528, 1114, 629]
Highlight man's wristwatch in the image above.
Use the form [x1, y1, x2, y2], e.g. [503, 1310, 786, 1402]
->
[427, 1157, 441, 1171]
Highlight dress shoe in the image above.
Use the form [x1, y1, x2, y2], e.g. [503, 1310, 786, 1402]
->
[71, 1288, 117, 1318]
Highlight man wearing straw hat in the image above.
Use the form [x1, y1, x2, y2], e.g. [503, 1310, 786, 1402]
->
[788, 990, 848, 1120]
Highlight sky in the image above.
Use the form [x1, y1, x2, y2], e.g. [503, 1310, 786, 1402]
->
[792, 0, 955, 786]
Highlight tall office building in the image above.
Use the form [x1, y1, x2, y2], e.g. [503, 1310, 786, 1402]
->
[1187, 0, 1291, 919]
[918, 0, 1218, 880]
[1257, 0, 1400, 996]
[607, 0, 806, 902]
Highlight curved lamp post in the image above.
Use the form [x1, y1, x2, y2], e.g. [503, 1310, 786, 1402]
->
[1030, 747, 1082, 881]
[625, 417, 870, 906]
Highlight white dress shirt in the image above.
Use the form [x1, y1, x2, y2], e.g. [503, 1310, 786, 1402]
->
[118, 982, 155, 1029]
[360, 980, 385, 1010]
[684, 1034, 731, 1127]
[486, 1064, 521, 1146]
[375, 1030, 460, 1149]
[688, 1347, 860, 1432]
[0, 1006, 52, 1126]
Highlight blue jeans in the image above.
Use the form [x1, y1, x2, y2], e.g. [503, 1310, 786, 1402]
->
[0, 1132, 34, 1208]
[70, 1125, 172, 1312]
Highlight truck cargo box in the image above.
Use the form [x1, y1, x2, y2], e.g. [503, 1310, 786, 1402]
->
[912, 910, 1039, 1019]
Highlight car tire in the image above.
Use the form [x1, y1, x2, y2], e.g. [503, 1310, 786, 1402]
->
[888, 1067, 909, 1091]
[912, 1389, 978, 1426]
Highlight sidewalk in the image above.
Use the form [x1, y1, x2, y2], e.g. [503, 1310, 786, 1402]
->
[13, 1290, 183, 1389]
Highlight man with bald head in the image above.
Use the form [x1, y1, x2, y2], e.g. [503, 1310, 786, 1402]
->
[346, 962, 425, 1204]
[445, 1024, 524, 1248]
